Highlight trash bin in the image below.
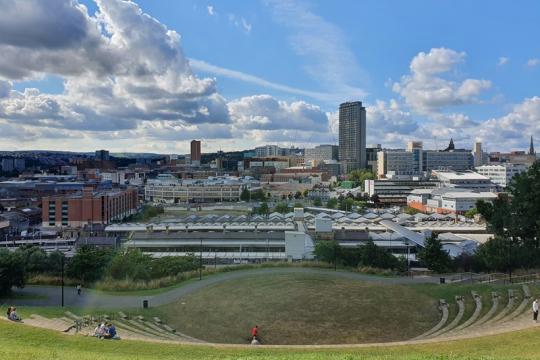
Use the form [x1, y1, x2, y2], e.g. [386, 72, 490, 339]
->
[440, 277, 446, 284]
[143, 300, 148, 309]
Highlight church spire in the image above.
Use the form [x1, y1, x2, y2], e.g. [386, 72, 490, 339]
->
[530, 136, 536, 155]
[444, 138, 455, 151]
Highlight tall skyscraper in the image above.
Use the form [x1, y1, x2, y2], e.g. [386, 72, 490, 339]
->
[338, 101, 366, 173]
[95, 149, 110, 161]
[190, 140, 201, 166]
[473, 142, 484, 167]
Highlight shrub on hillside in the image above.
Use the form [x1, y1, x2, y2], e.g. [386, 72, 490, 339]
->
[0, 248, 25, 295]
[66, 245, 115, 284]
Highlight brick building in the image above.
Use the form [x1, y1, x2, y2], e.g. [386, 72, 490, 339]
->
[42, 187, 138, 228]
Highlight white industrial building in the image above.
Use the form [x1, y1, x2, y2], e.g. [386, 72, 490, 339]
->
[432, 170, 496, 191]
[475, 163, 528, 188]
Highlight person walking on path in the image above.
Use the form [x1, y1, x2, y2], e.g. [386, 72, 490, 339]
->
[533, 299, 539, 322]
[251, 325, 259, 342]
[77, 284, 82, 296]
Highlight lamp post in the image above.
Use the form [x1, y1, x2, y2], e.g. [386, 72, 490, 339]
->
[61, 254, 65, 307]
[199, 238, 202, 281]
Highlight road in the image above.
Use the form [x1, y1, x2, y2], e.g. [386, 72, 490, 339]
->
[1, 267, 440, 309]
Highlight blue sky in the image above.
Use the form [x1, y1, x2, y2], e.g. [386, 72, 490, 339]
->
[1, 0, 539, 153]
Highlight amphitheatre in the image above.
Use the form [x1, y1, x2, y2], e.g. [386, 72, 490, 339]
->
[2, 266, 540, 359]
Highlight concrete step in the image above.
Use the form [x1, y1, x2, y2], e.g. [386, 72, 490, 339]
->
[447, 291, 482, 334]
[412, 299, 448, 340]
[427, 296, 464, 338]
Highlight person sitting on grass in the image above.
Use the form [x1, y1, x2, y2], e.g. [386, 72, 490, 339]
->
[6, 306, 12, 319]
[8, 307, 21, 322]
[102, 323, 119, 340]
[93, 323, 106, 338]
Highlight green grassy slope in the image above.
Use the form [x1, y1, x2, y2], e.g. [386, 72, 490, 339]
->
[2, 320, 540, 360]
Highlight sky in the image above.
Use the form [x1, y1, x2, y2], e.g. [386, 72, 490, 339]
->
[0, 0, 539, 155]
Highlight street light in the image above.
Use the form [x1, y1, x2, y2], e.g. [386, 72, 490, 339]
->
[61, 254, 65, 307]
[199, 238, 203, 280]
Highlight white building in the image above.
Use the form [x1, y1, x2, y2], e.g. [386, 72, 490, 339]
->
[407, 188, 497, 214]
[475, 163, 528, 188]
[377, 150, 415, 177]
[145, 174, 259, 204]
[433, 170, 496, 192]
[255, 145, 281, 157]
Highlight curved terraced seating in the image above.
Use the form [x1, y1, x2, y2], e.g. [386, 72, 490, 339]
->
[426, 296, 464, 338]
[412, 299, 448, 340]
[473, 292, 499, 327]
[485, 289, 516, 325]
[450, 291, 482, 333]
[500, 285, 531, 323]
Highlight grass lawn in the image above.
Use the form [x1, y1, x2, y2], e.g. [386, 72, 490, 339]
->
[156, 272, 440, 345]
[2, 319, 540, 359]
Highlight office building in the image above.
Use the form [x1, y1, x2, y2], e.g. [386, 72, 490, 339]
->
[190, 140, 201, 167]
[254, 145, 281, 157]
[423, 149, 473, 172]
[475, 163, 528, 188]
[364, 179, 438, 204]
[366, 144, 381, 174]
[95, 150, 110, 161]
[14, 159, 25, 172]
[1, 158, 14, 172]
[304, 145, 338, 165]
[407, 141, 424, 173]
[377, 150, 415, 178]
[339, 101, 367, 173]
[42, 187, 138, 228]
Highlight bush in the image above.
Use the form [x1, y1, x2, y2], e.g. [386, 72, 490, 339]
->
[0, 248, 25, 295]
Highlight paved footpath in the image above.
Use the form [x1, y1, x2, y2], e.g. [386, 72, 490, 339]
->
[1, 267, 439, 309]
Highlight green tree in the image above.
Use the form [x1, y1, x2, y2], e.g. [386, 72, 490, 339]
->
[359, 240, 404, 270]
[294, 191, 302, 199]
[313, 198, 322, 207]
[404, 206, 420, 215]
[274, 202, 289, 214]
[314, 240, 341, 265]
[326, 198, 338, 209]
[417, 235, 452, 273]
[0, 249, 25, 295]
[339, 197, 355, 212]
[66, 246, 115, 283]
[348, 170, 375, 190]
[256, 202, 269, 215]
[464, 207, 478, 219]
[107, 249, 152, 281]
[240, 188, 250, 201]
[303, 189, 309, 198]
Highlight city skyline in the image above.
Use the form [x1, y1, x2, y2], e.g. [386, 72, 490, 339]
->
[0, 0, 539, 154]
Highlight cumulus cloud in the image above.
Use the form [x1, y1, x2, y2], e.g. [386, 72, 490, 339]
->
[207, 5, 215, 16]
[393, 48, 492, 114]
[228, 95, 329, 132]
[0, 0, 230, 132]
[497, 57, 509, 66]
[527, 58, 540, 67]
[0, 0, 341, 152]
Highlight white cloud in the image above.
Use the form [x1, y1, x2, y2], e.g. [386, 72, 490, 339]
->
[207, 5, 215, 16]
[228, 94, 329, 132]
[497, 57, 509, 66]
[527, 58, 540, 67]
[189, 58, 335, 102]
[266, 0, 366, 99]
[241, 17, 252, 33]
[393, 48, 492, 114]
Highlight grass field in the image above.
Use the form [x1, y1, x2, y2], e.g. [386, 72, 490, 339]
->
[2, 319, 540, 360]
[156, 272, 440, 344]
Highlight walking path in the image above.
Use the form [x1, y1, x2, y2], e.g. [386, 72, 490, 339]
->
[2, 267, 439, 308]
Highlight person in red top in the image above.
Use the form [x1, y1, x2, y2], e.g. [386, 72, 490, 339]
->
[251, 325, 258, 339]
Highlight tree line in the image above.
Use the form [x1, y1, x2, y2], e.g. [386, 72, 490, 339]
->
[0, 245, 199, 295]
